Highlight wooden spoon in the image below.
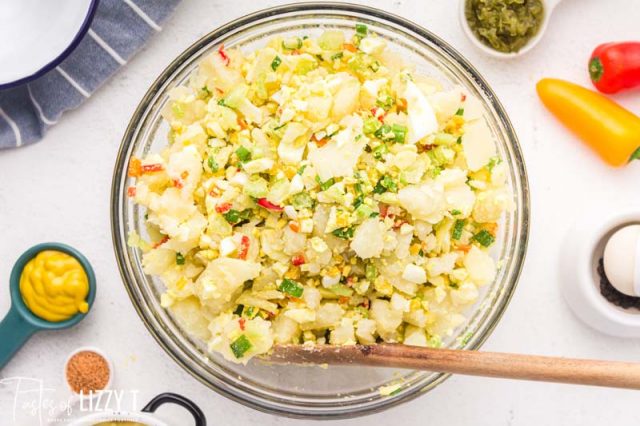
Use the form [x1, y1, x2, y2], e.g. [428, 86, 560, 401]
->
[268, 344, 640, 389]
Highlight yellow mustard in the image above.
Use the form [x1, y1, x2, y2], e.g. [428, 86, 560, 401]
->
[20, 250, 89, 322]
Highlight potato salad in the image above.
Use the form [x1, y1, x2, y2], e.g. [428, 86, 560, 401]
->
[127, 24, 512, 363]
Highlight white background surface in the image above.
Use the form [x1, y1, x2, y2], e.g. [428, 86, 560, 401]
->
[1, 0, 640, 424]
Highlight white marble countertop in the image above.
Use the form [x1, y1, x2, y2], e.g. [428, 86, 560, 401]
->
[2, 0, 640, 424]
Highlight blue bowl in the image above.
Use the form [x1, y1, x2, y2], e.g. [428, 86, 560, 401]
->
[0, 242, 96, 369]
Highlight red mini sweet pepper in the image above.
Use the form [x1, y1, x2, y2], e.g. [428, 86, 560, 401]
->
[589, 42, 640, 94]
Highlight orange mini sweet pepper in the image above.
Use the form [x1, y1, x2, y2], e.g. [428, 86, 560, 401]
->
[536, 78, 640, 167]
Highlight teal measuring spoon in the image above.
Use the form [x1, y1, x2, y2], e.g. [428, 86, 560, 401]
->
[0, 243, 96, 370]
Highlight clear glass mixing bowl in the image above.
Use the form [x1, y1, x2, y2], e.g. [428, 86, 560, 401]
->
[111, 2, 530, 419]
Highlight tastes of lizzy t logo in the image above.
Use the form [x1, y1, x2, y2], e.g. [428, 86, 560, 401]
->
[0, 376, 139, 425]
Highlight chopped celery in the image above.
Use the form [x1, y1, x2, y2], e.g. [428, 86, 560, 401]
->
[282, 37, 303, 50]
[294, 55, 318, 74]
[365, 263, 378, 281]
[230, 335, 252, 358]
[427, 146, 454, 167]
[243, 176, 269, 198]
[452, 219, 465, 240]
[223, 209, 252, 225]
[329, 284, 354, 297]
[271, 55, 282, 71]
[486, 156, 501, 171]
[472, 230, 495, 247]
[318, 30, 345, 50]
[355, 23, 368, 36]
[331, 52, 344, 60]
[391, 124, 407, 143]
[434, 132, 458, 146]
[376, 94, 394, 110]
[363, 117, 381, 135]
[207, 156, 219, 172]
[235, 146, 252, 162]
[291, 192, 314, 209]
[372, 144, 389, 159]
[373, 176, 397, 194]
[355, 203, 374, 218]
[175, 252, 185, 265]
[222, 84, 248, 109]
[374, 124, 392, 140]
[316, 176, 335, 191]
[279, 278, 304, 297]
[332, 227, 354, 239]
[455, 107, 464, 116]
[353, 194, 364, 208]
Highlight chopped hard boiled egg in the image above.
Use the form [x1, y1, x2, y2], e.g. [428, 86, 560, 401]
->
[129, 25, 512, 364]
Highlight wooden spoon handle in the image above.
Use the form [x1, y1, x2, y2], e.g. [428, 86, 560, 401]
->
[269, 344, 640, 389]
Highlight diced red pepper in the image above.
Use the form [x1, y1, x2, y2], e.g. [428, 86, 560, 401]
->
[379, 203, 390, 218]
[218, 44, 230, 66]
[127, 186, 137, 197]
[128, 157, 142, 177]
[141, 163, 164, 173]
[343, 43, 357, 53]
[237, 117, 248, 130]
[215, 202, 232, 214]
[257, 198, 284, 211]
[153, 235, 169, 249]
[292, 254, 306, 266]
[360, 298, 370, 309]
[461, 93, 467, 102]
[173, 179, 183, 189]
[238, 318, 246, 331]
[456, 243, 472, 253]
[338, 296, 350, 304]
[371, 107, 386, 122]
[288, 222, 300, 232]
[238, 235, 250, 260]
[312, 133, 330, 147]
[393, 219, 407, 229]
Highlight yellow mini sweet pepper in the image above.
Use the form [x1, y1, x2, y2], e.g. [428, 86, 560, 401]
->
[536, 78, 640, 167]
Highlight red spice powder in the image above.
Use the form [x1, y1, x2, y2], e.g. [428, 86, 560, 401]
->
[66, 350, 110, 394]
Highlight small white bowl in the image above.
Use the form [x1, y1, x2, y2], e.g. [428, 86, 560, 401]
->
[0, 0, 99, 88]
[64, 346, 114, 396]
[560, 211, 640, 338]
[459, 0, 562, 59]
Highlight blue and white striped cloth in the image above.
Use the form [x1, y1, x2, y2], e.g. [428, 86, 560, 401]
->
[0, 0, 181, 149]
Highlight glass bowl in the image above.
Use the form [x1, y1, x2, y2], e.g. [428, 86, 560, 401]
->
[111, 2, 530, 419]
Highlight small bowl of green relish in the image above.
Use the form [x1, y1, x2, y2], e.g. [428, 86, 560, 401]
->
[460, 0, 560, 58]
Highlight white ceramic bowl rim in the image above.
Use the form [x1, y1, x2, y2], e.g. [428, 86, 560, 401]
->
[0, 0, 99, 88]
[68, 410, 167, 426]
[459, 0, 560, 58]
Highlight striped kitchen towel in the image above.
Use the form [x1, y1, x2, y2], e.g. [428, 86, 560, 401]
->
[0, 0, 181, 149]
